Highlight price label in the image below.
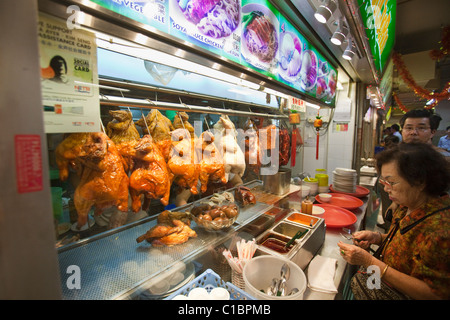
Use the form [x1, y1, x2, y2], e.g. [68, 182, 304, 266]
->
[289, 96, 305, 112]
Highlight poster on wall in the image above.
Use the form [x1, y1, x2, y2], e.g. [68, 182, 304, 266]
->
[38, 14, 100, 133]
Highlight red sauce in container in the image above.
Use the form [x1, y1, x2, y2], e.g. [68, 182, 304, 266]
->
[261, 238, 292, 254]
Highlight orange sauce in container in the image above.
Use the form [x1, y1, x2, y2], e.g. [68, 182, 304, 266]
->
[288, 213, 319, 227]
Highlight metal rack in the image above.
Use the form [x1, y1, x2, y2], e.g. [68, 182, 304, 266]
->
[98, 78, 289, 120]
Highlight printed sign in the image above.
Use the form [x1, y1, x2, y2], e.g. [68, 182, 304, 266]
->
[38, 13, 101, 133]
[15, 135, 43, 193]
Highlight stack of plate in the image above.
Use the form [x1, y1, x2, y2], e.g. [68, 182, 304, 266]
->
[332, 168, 357, 193]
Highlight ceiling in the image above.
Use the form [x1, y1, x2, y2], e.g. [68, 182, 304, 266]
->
[289, 0, 450, 114]
[392, 0, 450, 116]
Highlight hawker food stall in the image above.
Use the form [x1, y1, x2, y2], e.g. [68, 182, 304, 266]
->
[2, 0, 378, 300]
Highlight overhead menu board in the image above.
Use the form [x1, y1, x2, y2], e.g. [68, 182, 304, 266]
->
[357, 0, 396, 75]
[88, 0, 338, 106]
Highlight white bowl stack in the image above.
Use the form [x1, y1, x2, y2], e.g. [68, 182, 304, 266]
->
[332, 168, 357, 193]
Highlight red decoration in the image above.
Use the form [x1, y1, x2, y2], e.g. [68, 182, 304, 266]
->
[430, 25, 450, 61]
[393, 52, 450, 108]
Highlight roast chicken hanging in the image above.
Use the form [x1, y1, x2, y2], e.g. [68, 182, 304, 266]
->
[55, 132, 129, 229]
[167, 128, 200, 195]
[135, 109, 174, 162]
[124, 135, 172, 212]
[195, 131, 227, 193]
[106, 110, 140, 171]
[213, 115, 246, 182]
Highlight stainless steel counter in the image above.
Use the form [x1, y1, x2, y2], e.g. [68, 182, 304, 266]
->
[287, 194, 371, 300]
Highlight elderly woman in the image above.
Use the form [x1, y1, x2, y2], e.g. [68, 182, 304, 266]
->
[338, 143, 450, 299]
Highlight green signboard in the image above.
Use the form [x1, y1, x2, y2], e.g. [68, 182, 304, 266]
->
[357, 0, 396, 75]
[88, 0, 338, 106]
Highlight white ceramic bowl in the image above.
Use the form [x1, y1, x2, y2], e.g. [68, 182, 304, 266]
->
[318, 186, 329, 193]
[318, 193, 332, 202]
[299, 185, 311, 198]
[312, 205, 325, 215]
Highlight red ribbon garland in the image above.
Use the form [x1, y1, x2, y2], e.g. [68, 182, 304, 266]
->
[392, 52, 450, 109]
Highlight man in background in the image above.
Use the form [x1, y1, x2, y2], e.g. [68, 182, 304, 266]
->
[438, 125, 450, 153]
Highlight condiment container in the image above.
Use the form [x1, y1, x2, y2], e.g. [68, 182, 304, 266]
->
[303, 177, 318, 195]
[301, 198, 313, 214]
[315, 169, 329, 187]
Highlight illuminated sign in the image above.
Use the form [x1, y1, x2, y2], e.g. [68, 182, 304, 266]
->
[89, 0, 338, 106]
[357, 0, 396, 74]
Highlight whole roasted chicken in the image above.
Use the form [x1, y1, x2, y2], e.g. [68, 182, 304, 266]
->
[106, 110, 140, 171]
[195, 131, 227, 193]
[55, 132, 91, 181]
[56, 132, 129, 229]
[213, 115, 246, 182]
[172, 111, 195, 138]
[126, 135, 172, 212]
[167, 128, 200, 195]
[136, 210, 196, 246]
[135, 109, 174, 162]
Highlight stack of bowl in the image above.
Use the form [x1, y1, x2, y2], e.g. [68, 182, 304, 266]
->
[332, 168, 357, 193]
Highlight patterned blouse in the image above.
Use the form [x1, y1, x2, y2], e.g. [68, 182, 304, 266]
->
[381, 195, 450, 299]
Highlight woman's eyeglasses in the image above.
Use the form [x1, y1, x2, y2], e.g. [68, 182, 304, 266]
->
[379, 177, 400, 189]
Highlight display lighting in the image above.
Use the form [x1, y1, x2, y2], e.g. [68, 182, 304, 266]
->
[330, 19, 348, 46]
[95, 32, 261, 91]
[342, 37, 356, 60]
[314, 0, 337, 24]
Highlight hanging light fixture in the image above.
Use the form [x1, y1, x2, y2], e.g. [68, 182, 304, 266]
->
[342, 37, 356, 60]
[330, 18, 348, 46]
[314, 0, 337, 24]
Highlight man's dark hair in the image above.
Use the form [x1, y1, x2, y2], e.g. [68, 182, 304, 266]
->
[399, 109, 442, 130]
[391, 124, 400, 132]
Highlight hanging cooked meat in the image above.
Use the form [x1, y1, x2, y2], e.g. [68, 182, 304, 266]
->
[173, 111, 195, 137]
[55, 132, 91, 181]
[213, 115, 246, 182]
[243, 118, 260, 176]
[126, 135, 172, 212]
[279, 127, 291, 166]
[195, 131, 227, 193]
[106, 110, 140, 144]
[56, 132, 129, 229]
[167, 128, 200, 195]
[259, 124, 277, 150]
[106, 110, 140, 171]
[135, 109, 174, 162]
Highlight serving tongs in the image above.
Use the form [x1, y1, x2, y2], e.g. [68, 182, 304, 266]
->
[284, 229, 308, 248]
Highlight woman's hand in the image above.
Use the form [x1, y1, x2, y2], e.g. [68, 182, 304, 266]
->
[352, 230, 381, 249]
[338, 241, 374, 267]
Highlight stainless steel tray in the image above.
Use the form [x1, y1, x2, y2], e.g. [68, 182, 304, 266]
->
[255, 211, 326, 270]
